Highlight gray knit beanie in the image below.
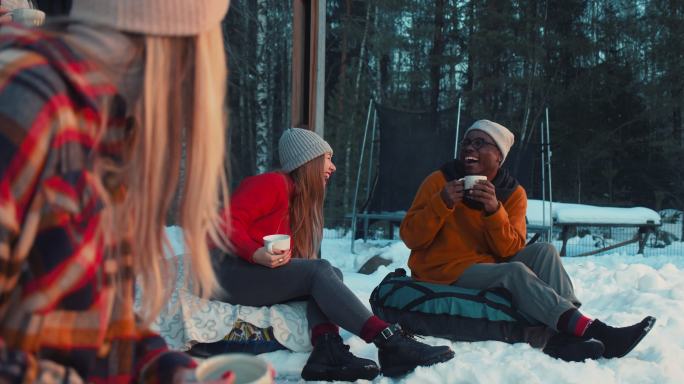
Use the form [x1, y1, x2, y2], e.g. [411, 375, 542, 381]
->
[464, 119, 515, 163]
[69, 0, 230, 36]
[279, 128, 333, 172]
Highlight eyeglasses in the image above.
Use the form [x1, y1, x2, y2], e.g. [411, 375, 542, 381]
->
[460, 138, 498, 150]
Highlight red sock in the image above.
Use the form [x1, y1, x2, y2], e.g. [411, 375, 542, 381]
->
[310, 323, 339, 346]
[360, 316, 390, 343]
[557, 308, 593, 336]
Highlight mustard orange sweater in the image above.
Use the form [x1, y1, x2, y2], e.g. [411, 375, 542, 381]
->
[400, 170, 528, 284]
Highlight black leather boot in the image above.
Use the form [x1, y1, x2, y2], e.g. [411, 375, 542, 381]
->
[373, 324, 455, 378]
[584, 316, 656, 358]
[300, 333, 379, 381]
[542, 332, 605, 362]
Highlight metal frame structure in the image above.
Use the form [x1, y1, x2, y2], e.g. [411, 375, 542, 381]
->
[539, 108, 554, 241]
[349, 100, 463, 253]
[349, 102, 556, 252]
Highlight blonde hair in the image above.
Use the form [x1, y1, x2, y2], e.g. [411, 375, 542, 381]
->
[288, 155, 325, 259]
[99, 25, 229, 324]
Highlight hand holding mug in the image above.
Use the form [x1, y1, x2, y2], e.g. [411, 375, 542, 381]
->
[440, 178, 464, 209]
[466, 179, 499, 214]
[252, 247, 292, 268]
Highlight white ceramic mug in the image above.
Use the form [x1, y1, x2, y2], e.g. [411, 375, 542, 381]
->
[10, 8, 45, 26]
[263, 234, 290, 253]
[196, 354, 274, 384]
[463, 175, 487, 190]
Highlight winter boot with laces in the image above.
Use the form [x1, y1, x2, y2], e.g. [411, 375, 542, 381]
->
[373, 324, 455, 378]
[300, 333, 380, 381]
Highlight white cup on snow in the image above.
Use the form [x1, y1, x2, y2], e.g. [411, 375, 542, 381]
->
[463, 175, 487, 190]
[263, 234, 290, 253]
[196, 353, 274, 383]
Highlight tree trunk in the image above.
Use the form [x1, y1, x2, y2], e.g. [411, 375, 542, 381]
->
[373, 5, 384, 104]
[464, 1, 476, 113]
[255, 0, 270, 174]
[344, 0, 373, 215]
[429, 0, 446, 111]
[353, 0, 373, 104]
[337, 0, 352, 114]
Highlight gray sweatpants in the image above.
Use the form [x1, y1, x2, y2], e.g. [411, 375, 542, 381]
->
[455, 242, 581, 330]
[214, 256, 373, 336]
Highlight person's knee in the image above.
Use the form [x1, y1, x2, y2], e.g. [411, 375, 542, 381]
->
[311, 258, 337, 280]
[528, 242, 559, 258]
[505, 261, 535, 279]
[332, 266, 344, 281]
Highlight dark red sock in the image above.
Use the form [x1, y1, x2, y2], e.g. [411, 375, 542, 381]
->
[557, 308, 593, 336]
[360, 316, 390, 343]
[310, 323, 339, 346]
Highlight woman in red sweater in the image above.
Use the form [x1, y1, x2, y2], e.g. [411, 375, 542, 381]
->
[215, 128, 454, 381]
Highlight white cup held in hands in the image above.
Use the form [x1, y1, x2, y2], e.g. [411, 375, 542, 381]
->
[463, 175, 487, 190]
[263, 234, 290, 253]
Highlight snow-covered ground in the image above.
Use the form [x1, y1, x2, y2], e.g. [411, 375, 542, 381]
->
[258, 236, 684, 384]
[165, 219, 683, 383]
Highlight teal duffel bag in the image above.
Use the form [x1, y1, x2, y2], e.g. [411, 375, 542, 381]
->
[369, 268, 546, 344]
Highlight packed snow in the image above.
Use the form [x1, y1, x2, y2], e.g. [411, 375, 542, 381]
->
[253, 237, 683, 383]
[166, 226, 684, 383]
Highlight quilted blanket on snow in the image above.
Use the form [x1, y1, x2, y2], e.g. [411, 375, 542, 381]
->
[149, 250, 312, 353]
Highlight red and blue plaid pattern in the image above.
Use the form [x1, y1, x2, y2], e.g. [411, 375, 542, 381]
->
[0, 24, 193, 383]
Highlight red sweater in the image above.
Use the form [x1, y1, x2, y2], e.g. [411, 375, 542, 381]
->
[227, 172, 293, 262]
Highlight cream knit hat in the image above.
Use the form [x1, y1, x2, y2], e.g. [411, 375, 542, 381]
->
[69, 0, 231, 36]
[279, 128, 333, 173]
[464, 119, 515, 163]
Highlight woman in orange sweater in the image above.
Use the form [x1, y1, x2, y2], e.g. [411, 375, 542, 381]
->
[401, 120, 655, 361]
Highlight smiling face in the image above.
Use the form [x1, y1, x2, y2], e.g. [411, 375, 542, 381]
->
[459, 130, 503, 180]
[323, 152, 336, 185]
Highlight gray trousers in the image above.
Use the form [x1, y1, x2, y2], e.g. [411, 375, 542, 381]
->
[455, 242, 581, 330]
[214, 256, 373, 336]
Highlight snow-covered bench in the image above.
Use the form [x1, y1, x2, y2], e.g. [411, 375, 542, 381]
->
[527, 200, 661, 256]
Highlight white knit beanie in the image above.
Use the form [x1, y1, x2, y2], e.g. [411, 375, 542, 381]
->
[465, 119, 515, 163]
[69, 0, 231, 36]
[279, 128, 333, 173]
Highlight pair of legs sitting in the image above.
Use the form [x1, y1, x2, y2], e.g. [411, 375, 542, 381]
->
[215, 256, 454, 381]
[455, 242, 655, 361]
[215, 242, 655, 381]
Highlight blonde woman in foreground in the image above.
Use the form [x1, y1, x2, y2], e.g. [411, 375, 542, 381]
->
[0, 0, 230, 382]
